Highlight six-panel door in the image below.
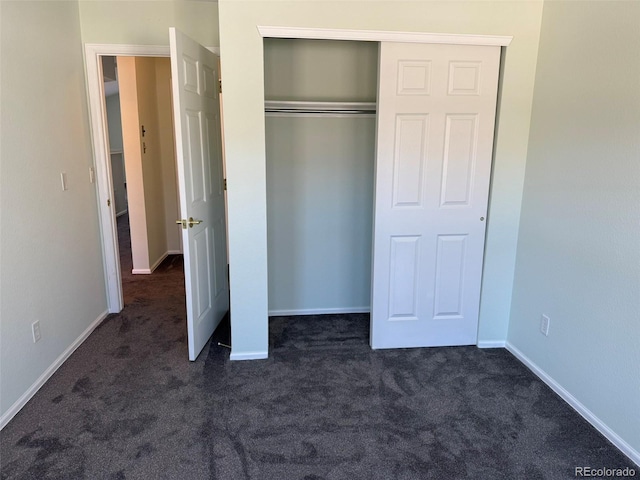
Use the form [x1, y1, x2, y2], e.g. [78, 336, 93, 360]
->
[170, 28, 229, 361]
[371, 42, 501, 349]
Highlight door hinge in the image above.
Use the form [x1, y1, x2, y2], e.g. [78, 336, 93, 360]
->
[224, 178, 227, 191]
[107, 199, 111, 207]
[219, 79, 222, 94]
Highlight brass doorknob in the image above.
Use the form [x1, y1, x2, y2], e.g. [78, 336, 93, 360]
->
[187, 217, 202, 228]
[176, 217, 203, 229]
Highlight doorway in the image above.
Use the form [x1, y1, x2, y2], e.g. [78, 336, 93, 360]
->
[86, 33, 229, 362]
[87, 45, 173, 313]
[99, 54, 182, 306]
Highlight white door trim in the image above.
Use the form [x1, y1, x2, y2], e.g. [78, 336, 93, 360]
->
[85, 44, 171, 313]
[257, 26, 512, 46]
[85, 43, 220, 313]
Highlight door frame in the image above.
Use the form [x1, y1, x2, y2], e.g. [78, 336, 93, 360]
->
[256, 27, 512, 352]
[84, 43, 219, 313]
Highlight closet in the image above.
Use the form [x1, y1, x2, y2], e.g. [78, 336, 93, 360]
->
[264, 38, 379, 317]
[263, 37, 503, 349]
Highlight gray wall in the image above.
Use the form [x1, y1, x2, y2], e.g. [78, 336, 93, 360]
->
[266, 116, 376, 313]
[78, 0, 219, 47]
[264, 39, 378, 314]
[0, 0, 107, 421]
[508, 0, 640, 458]
[264, 38, 378, 102]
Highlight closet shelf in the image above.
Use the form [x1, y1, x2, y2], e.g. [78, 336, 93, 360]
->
[265, 100, 376, 116]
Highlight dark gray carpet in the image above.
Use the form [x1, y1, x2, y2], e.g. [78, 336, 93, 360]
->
[0, 217, 634, 479]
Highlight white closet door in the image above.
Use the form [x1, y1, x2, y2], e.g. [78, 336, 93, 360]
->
[371, 42, 500, 349]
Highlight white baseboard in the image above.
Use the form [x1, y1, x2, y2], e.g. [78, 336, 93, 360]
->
[506, 342, 640, 467]
[149, 252, 169, 272]
[116, 209, 128, 217]
[230, 350, 268, 361]
[132, 251, 174, 275]
[0, 310, 109, 430]
[167, 250, 182, 255]
[131, 268, 152, 274]
[477, 340, 506, 348]
[268, 307, 370, 317]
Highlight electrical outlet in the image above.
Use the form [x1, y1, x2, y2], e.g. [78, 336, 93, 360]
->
[540, 314, 550, 336]
[32, 320, 42, 343]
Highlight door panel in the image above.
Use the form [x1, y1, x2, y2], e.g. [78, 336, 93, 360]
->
[441, 115, 478, 206]
[392, 115, 429, 207]
[193, 227, 212, 318]
[170, 28, 229, 361]
[388, 236, 421, 320]
[433, 234, 467, 318]
[371, 42, 500, 349]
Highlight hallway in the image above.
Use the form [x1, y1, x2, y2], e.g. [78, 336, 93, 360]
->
[116, 213, 184, 308]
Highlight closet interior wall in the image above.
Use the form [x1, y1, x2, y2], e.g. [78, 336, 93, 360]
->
[264, 38, 378, 315]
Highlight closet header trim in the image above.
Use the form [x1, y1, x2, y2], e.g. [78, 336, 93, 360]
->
[257, 26, 513, 47]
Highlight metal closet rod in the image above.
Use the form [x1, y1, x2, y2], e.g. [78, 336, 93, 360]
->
[264, 100, 377, 115]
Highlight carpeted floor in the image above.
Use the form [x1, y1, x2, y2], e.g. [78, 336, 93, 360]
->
[0, 216, 634, 479]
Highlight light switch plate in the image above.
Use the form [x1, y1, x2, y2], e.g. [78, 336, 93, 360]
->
[32, 320, 42, 343]
[540, 314, 550, 336]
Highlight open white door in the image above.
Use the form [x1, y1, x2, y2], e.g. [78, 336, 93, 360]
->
[170, 28, 229, 360]
[371, 42, 500, 349]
